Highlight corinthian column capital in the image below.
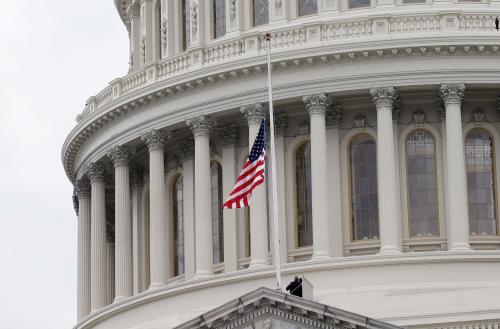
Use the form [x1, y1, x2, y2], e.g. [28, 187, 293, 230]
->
[76, 177, 91, 199]
[107, 145, 131, 167]
[303, 93, 329, 116]
[370, 87, 396, 109]
[440, 83, 466, 105]
[186, 115, 217, 137]
[86, 162, 106, 183]
[141, 129, 170, 152]
[241, 103, 268, 126]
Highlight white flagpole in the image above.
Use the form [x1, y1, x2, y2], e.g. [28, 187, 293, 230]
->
[265, 33, 282, 291]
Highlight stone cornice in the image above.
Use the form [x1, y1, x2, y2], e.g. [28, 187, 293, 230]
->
[62, 40, 500, 182]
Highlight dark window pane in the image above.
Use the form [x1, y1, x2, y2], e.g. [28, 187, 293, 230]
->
[213, 0, 226, 38]
[466, 129, 497, 235]
[349, 0, 370, 8]
[173, 176, 185, 276]
[182, 0, 190, 50]
[211, 162, 224, 263]
[299, 0, 318, 16]
[296, 143, 313, 247]
[253, 0, 269, 27]
[350, 135, 379, 241]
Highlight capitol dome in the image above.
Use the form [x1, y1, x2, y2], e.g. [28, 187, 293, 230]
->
[63, 1, 500, 328]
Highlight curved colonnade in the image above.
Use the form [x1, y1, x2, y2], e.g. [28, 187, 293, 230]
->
[64, 1, 500, 328]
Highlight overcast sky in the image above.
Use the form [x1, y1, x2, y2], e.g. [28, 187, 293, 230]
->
[0, 1, 129, 328]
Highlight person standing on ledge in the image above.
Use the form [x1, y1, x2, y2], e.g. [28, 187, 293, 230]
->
[495, 16, 499, 31]
[286, 276, 303, 297]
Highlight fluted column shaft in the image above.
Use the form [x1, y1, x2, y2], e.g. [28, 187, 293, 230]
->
[441, 83, 471, 251]
[107, 146, 133, 301]
[371, 87, 402, 254]
[130, 170, 146, 294]
[187, 116, 215, 277]
[87, 162, 107, 312]
[304, 95, 331, 260]
[241, 104, 269, 268]
[141, 130, 169, 288]
[76, 179, 91, 320]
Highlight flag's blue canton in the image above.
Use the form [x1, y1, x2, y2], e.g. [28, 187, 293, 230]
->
[249, 120, 266, 162]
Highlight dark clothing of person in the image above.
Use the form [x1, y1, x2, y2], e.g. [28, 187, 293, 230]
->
[496, 17, 499, 31]
[286, 278, 303, 297]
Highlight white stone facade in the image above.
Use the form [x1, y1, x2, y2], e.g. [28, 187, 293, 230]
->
[64, 1, 500, 329]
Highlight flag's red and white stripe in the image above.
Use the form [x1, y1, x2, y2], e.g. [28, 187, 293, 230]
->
[223, 150, 266, 209]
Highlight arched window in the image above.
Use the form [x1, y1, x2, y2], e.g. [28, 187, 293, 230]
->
[182, 0, 190, 50]
[173, 175, 184, 276]
[253, 0, 269, 27]
[211, 162, 224, 263]
[213, 0, 226, 38]
[298, 0, 318, 16]
[350, 134, 379, 241]
[296, 142, 313, 247]
[465, 129, 497, 236]
[406, 130, 439, 237]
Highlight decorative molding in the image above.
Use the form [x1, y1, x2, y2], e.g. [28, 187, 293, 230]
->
[75, 177, 91, 199]
[86, 162, 106, 183]
[440, 83, 466, 105]
[218, 124, 239, 146]
[72, 189, 79, 214]
[141, 129, 170, 152]
[274, 114, 288, 136]
[297, 120, 310, 136]
[191, 2, 198, 34]
[140, 34, 146, 64]
[303, 93, 329, 116]
[370, 87, 396, 109]
[241, 103, 268, 126]
[186, 115, 216, 137]
[412, 109, 425, 124]
[229, 0, 236, 19]
[130, 166, 144, 187]
[472, 108, 485, 123]
[353, 113, 367, 128]
[107, 145, 131, 167]
[435, 97, 446, 118]
[180, 138, 195, 159]
[161, 17, 168, 50]
[326, 104, 342, 128]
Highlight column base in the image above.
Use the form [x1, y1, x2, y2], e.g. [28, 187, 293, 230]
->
[249, 259, 269, 268]
[193, 270, 214, 280]
[448, 242, 472, 252]
[311, 251, 331, 261]
[148, 282, 166, 290]
[378, 245, 402, 255]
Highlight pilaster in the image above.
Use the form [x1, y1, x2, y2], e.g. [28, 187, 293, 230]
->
[180, 139, 196, 280]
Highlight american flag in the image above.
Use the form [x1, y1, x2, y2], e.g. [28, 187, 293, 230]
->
[223, 120, 266, 209]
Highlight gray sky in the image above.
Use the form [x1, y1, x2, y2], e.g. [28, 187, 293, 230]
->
[0, 1, 128, 328]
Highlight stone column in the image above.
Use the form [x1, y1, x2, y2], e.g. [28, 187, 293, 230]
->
[219, 124, 239, 272]
[241, 104, 269, 268]
[180, 139, 196, 280]
[141, 129, 169, 288]
[105, 236, 115, 306]
[370, 87, 402, 254]
[107, 145, 133, 302]
[326, 105, 343, 257]
[187, 116, 216, 278]
[127, 4, 141, 71]
[76, 178, 91, 320]
[130, 168, 146, 294]
[86, 162, 107, 312]
[440, 83, 471, 251]
[303, 94, 331, 260]
[141, 0, 154, 65]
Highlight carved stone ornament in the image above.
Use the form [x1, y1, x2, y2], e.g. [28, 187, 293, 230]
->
[412, 109, 425, 124]
[161, 17, 168, 49]
[140, 34, 146, 64]
[72, 189, 79, 214]
[303, 93, 329, 116]
[274, 114, 288, 136]
[241, 103, 268, 126]
[353, 113, 367, 128]
[370, 87, 396, 109]
[263, 318, 273, 329]
[141, 129, 169, 152]
[435, 96, 446, 118]
[107, 145, 131, 167]
[230, 0, 236, 19]
[326, 104, 342, 127]
[76, 177, 91, 199]
[392, 97, 401, 121]
[275, 0, 282, 8]
[218, 124, 239, 146]
[86, 161, 106, 183]
[472, 108, 485, 123]
[166, 155, 182, 171]
[297, 120, 310, 135]
[180, 138, 195, 159]
[191, 2, 198, 34]
[440, 83, 465, 105]
[130, 167, 144, 187]
[186, 115, 217, 137]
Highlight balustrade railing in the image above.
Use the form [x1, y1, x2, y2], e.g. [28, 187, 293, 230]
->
[76, 10, 499, 122]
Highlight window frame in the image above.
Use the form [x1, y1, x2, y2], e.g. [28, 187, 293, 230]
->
[297, 0, 319, 17]
[294, 140, 313, 248]
[210, 161, 224, 264]
[172, 174, 185, 277]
